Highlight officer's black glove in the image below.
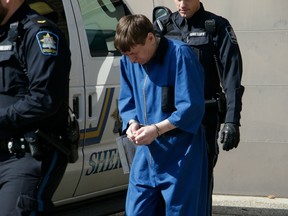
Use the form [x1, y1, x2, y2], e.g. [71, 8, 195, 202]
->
[220, 123, 240, 151]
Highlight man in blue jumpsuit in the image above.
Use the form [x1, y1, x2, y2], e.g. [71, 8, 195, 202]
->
[115, 14, 208, 215]
[0, 1, 71, 215]
[153, 0, 245, 214]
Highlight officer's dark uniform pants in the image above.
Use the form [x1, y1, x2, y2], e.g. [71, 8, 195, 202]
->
[202, 106, 221, 216]
[0, 149, 67, 216]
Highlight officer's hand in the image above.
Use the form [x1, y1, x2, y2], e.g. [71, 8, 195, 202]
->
[220, 123, 240, 151]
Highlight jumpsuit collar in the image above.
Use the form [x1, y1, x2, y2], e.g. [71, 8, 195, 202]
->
[148, 36, 169, 66]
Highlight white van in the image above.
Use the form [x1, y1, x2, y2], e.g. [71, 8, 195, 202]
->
[28, 0, 131, 207]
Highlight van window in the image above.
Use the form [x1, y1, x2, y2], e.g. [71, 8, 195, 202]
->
[78, 0, 129, 57]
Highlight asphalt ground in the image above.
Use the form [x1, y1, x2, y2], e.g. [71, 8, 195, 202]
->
[110, 195, 288, 216]
[212, 195, 288, 216]
[54, 193, 288, 216]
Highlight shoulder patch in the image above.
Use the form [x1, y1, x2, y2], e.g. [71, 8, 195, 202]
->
[225, 26, 238, 44]
[36, 31, 58, 56]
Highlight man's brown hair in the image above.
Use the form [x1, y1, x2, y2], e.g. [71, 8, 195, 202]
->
[114, 14, 154, 53]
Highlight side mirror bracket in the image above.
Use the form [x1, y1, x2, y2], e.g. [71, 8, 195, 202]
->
[152, 6, 172, 23]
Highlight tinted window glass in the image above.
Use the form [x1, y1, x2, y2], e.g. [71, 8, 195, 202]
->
[78, 0, 130, 57]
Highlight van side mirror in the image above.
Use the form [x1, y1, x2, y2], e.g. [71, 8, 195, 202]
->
[152, 6, 172, 22]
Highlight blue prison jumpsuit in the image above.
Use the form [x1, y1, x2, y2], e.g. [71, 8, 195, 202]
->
[119, 37, 208, 215]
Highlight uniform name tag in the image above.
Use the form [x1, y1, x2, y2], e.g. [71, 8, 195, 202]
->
[189, 32, 206, 37]
[0, 45, 12, 51]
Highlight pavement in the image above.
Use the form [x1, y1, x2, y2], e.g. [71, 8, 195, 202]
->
[212, 194, 288, 215]
[54, 191, 288, 216]
[110, 195, 288, 216]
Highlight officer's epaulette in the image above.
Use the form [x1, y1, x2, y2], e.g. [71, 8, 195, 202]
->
[23, 14, 54, 31]
[29, 17, 50, 27]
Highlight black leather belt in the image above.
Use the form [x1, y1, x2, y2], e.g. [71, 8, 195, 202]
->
[205, 99, 217, 107]
[0, 138, 30, 154]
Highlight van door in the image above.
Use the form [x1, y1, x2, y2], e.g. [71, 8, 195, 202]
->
[34, 0, 87, 202]
[70, 0, 130, 198]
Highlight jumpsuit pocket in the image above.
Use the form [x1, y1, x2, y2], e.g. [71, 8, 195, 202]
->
[162, 86, 176, 113]
[0, 51, 17, 93]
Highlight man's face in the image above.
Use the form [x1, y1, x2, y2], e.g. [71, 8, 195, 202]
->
[174, 0, 201, 19]
[123, 33, 155, 65]
[0, 0, 9, 25]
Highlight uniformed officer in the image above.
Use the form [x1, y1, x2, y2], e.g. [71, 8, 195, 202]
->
[0, 0, 71, 215]
[153, 0, 244, 215]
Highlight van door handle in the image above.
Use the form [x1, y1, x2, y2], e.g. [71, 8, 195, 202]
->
[73, 97, 79, 119]
[88, 95, 92, 117]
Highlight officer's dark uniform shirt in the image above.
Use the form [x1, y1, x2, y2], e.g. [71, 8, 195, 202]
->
[154, 3, 244, 125]
[0, 3, 71, 139]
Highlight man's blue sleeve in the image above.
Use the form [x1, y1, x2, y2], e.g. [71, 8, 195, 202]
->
[168, 45, 205, 134]
[118, 57, 138, 132]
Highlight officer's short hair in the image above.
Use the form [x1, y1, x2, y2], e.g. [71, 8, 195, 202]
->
[114, 14, 154, 53]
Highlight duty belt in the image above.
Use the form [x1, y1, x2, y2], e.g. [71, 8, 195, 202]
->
[0, 138, 30, 155]
[205, 98, 218, 107]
